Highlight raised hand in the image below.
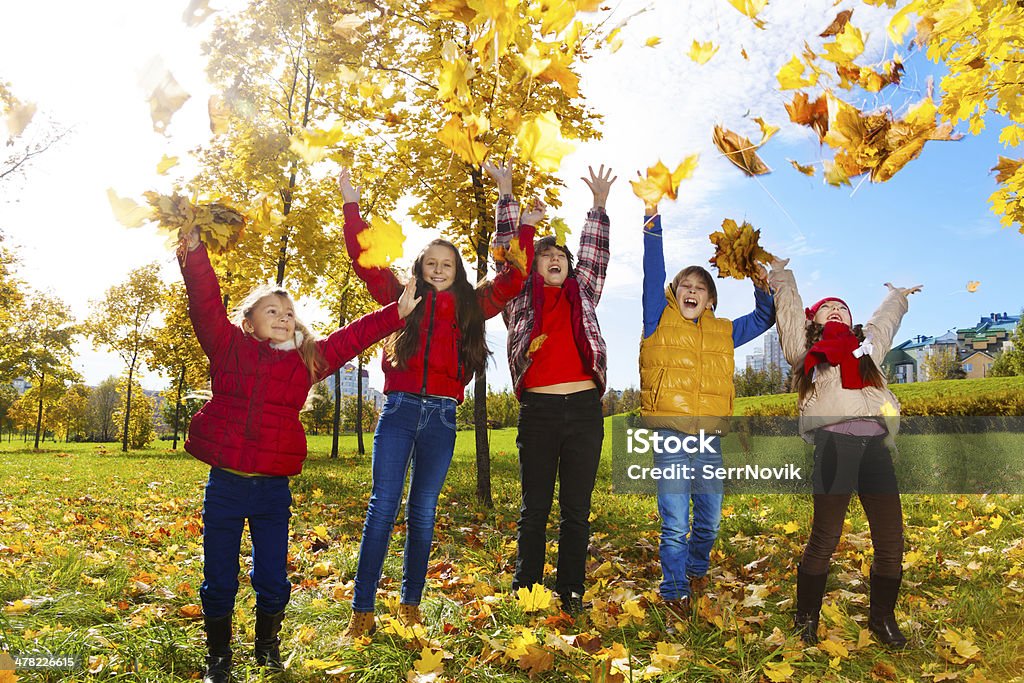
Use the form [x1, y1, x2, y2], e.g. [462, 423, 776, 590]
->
[583, 164, 616, 209]
[521, 198, 546, 227]
[397, 278, 422, 319]
[885, 282, 923, 297]
[337, 168, 361, 204]
[752, 263, 770, 290]
[483, 161, 514, 195]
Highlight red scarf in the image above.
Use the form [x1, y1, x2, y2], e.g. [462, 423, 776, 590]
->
[804, 321, 869, 390]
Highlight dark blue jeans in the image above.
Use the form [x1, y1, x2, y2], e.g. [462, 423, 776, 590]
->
[352, 392, 458, 612]
[513, 389, 603, 598]
[200, 467, 292, 618]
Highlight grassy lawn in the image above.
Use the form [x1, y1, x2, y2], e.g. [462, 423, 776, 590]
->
[1, 424, 1023, 682]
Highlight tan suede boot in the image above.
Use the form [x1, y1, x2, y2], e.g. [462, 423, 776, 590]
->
[397, 603, 423, 626]
[341, 611, 376, 643]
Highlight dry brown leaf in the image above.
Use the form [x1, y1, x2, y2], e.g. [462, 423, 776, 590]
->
[712, 125, 771, 176]
[820, 9, 853, 37]
[786, 92, 829, 141]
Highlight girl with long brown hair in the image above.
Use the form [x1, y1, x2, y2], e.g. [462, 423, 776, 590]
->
[769, 257, 921, 649]
[337, 169, 528, 639]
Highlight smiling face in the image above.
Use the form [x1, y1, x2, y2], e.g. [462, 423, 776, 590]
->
[536, 245, 569, 287]
[813, 299, 852, 327]
[244, 294, 296, 343]
[421, 243, 457, 292]
[675, 273, 713, 321]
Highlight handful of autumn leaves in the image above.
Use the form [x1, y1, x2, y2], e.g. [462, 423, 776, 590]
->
[108, 189, 246, 255]
[708, 219, 774, 288]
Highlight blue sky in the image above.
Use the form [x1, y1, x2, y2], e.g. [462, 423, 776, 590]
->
[2, 1, 1022, 394]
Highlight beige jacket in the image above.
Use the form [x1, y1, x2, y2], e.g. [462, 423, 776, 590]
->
[769, 266, 909, 442]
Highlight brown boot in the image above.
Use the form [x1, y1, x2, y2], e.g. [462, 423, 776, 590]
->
[662, 597, 691, 623]
[397, 603, 423, 626]
[341, 611, 376, 643]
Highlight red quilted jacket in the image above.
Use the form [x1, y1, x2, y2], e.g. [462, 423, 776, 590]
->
[342, 202, 525, 403]
[181, 244, 404, 476]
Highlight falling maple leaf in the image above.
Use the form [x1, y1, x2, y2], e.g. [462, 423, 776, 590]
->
[644, 36, 662, 47]
[108, 189, 157, 228]
[713, 125, 771, 176]
[290, 122, 348, 165]
[357, 215, 406, 268]
[725, 0, 768, 29]
[789, 159, 816, 176]
[551, 217, 571, 247]
[630, 155, 699, 206]
[708, 218, 775, 283]
[515, 583, 554, 612]
[966, 280, 980, 292]
[753, 116, 778, 144]
[182, 0, 215, 27]
[139, 58, 190, 135]
[740, 46, 749, 60]
[208, 95, 231, 134]
[820, 9, 853, 37]
[991, 156, 1023, 183]
[516, 111, 575, 173]
[438, 113, 489, 166]
[776, 55, 818, 90]
[3, 100, 36, 140]
[821, 22, 865, 63]
[577, 0, 603, 11]
[156, 155, 179, 175]
[688, 40, 719, 64]
[836, 60, 904, 93]
[786, 92, 829, 141]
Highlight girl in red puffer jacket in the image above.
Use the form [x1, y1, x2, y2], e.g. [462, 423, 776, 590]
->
[337, 168, 530, 639]
[178, 228, 419, 683]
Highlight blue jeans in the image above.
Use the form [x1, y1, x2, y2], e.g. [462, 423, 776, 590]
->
[201, 467, 292, 618]
[352, 392, 458, 612]
[655, 432, 724, 600]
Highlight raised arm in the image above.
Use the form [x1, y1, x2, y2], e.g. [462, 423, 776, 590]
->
[575, 165, 615, 305]
[864, 283, 919, 366]
[731, 276, 776, 348]
[179, 235, 239, 366]
[766, 259, 810, 365]
[642, 209, 668, 339]
[338, 169, 404, 305]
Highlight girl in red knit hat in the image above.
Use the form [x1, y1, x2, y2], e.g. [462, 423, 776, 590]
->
[768, 258, 921, 649]
[178, 228, 419, 682]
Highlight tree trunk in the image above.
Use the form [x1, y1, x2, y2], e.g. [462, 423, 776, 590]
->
[357, 355, 365, 455]
[470, 168, 493, 507]
[331, 307, 346, 459]
[33, 371, 45, 450]
[123, 364, 134, 452]
[172, 365, 185, 450]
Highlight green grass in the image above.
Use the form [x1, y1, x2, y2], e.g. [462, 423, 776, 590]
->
[2, 424, 1023, 682]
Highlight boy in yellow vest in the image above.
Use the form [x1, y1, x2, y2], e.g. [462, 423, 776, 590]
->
[640, 203, 776, 620]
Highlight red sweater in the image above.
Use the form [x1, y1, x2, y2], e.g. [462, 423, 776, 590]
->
[181, 244, 403, 476]
[522, 285, 591, 389]
[342, 203, 526, 403]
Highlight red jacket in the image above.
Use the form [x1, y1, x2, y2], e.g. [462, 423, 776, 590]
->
[342, 202, 525, 403]
[181, 244, 404, 476]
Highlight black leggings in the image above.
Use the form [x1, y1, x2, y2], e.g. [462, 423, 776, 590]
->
[801, 430, 904, 577]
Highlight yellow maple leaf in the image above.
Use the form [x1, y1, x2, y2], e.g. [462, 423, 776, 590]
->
[708, 218, 775, 282]
[990, 514, 1003, 530]
[518, 645, 554, 677]
[4, 600, 30, 614]
[179, 604, 203, 619]
[776, 55, 818, 90]
[880, 401, 899, 417]
[438, 113, 489, 166]
[108, 189, 156, 228]
[527, 333, 548, 356]
[966, 280, 980, 293]
[725, 0, 768, 29]
[156, 155, 179, 175]
[577, 0, 602, 11]
[818, 638, 850, 658]
[207, 95, 231, 134]
[290, 122, 347, 165]
[539, 56, 580, 98]
[763, 660, 793, 682]
[516, 111, 575, 173]
[332, 14, 364, 39]
[4, 100, 36, 139]
[538, 0, 575, 35]
[939, 628, 982, 663]
[781, 520, 800, 534]
[515, 583, 554, 612]
[519, 43, 552, 77]
[630, 155, 699, 205]
[823, 160, 852, 187]
[789, 160, 816, 176]
[821, 22, 865, 63]
[753, 116, 779, 144]
[413, 647, 444, 674]
[357, 215, 406, 268]
[551, 217, 570, 247]
[688, 40, 719, 64]
[644, 36, 662, 47]
[139, 59, 190, 135]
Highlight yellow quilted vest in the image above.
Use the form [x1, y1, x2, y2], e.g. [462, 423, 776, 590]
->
[639, 286, 735, 432]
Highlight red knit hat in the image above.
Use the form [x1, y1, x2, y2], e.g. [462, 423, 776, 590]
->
[805, 297, 850, 321]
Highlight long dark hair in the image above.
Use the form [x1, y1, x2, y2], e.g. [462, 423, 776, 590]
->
[793, 322, 886, 400]
[384, 239, 489, 378]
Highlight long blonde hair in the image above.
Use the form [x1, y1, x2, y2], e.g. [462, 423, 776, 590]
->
[230, 285, 327, 382]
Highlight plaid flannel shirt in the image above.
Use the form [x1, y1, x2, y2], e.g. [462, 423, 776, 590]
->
[492, 195, 609, 398]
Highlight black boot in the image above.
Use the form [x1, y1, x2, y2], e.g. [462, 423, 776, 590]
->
[793, 566, 827, 645]
[868, 571, 908, 648]
[203, 614, 232, 683]
[254, 608, 285, 669]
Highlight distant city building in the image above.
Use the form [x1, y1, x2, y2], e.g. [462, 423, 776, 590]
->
[884, 331, 959, 383]
[957, 312, 1020, 358]
[961, 350, 996, 379]
[11, 377, 30, 394]
[323, 363, 380, 405]
[744, 327, 790, 375]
